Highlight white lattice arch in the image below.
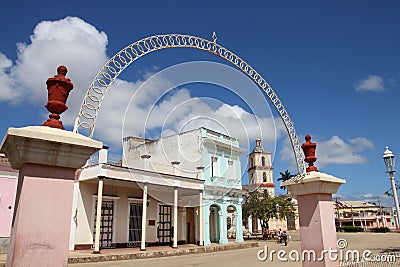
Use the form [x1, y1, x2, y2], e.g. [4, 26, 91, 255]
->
[73, 34, 306, 174]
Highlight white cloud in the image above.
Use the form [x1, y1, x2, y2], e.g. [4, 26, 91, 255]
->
[0, 16, 108, 116]
[280, 135, 375, 169]
[0, 16, 286, 153]
[0, 52, 16, 102]
[318, 135, 373, 165]
[355, 75, 384, 92]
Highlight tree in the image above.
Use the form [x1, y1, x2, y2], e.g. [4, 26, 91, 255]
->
[242, 189, 295, 230]
[277, 170, 295, 191]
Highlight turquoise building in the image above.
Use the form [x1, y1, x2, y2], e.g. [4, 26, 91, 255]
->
[199, 128, 246, 245]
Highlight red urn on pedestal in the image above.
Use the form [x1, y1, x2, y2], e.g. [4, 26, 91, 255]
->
[301, 134, 318, 172]
[42, 66, 73, 130]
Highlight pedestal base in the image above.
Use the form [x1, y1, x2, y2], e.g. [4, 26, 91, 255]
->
[0, 126, 103, 267]
[7, 164, 75, 267]
[297, 193, 338, 267]
[282, 172, 346, 267]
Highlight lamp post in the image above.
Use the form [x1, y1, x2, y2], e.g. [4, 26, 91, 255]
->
[383, 146, 400, 229]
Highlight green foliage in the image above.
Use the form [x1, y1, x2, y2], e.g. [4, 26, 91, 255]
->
[339, 226, 364, 232]
[242, 189, 295, 230]
[370, 227, 390, 233]
[277, 170, 295, 191]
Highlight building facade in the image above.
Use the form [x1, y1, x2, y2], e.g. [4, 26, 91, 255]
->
[71, 127, 246, 250]
[334, 200, 395, 229]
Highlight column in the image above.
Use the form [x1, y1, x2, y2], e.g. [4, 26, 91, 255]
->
[173, 188, 178, 248]
[282, 172, 345, 267]
[93, 177, 104, 254]
[218, 209, 228, 244]
[204, 204, 211, 246]
[235, 210, 244, 243]
[199, 191, 204, 246]
[197, 167, 205, 246]
[195, 208, 199, 244]
[141, 183, 148, 251]
[1, 126, 102, 267]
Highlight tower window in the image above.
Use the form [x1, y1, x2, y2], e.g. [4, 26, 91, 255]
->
[262, 156, 265, 166]
[263, 172, 267, 183]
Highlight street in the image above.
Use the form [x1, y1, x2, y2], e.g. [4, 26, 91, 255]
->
[69, 232, 400, 267]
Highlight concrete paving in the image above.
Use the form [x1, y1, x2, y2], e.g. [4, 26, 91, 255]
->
[1, 232, 399, 266]
[66, 232, 400, 267]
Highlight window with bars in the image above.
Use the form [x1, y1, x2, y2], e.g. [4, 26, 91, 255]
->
[93, 200, 115, 248]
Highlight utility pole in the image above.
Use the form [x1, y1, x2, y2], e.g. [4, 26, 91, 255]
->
[371, 196, 385, 227]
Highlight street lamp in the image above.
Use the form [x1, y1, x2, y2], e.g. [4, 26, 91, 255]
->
[383, 146, 400, 229]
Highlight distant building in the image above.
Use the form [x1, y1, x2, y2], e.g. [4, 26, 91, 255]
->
[334, 200, 395, 229]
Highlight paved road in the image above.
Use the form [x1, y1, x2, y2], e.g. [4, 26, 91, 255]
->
[69, 232, 400, 267]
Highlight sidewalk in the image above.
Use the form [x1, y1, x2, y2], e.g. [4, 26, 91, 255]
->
[0, 241, 260, 266]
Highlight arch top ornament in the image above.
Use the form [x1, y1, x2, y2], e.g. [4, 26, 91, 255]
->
[73, 33, 306, 174]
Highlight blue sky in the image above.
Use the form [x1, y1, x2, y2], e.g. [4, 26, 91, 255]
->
[1, 1, 400, 207]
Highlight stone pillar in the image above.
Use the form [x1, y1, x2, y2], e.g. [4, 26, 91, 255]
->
[204, 204, 211, 246]
[282, 172, 346, 267]
[141, 183, 148, 251]
[218, 209, 228, 244]
[0, 126, 102, 267]
[235, 209, 244, 243]
[173, 188, 178, 248]
[93, 177, 104, 254]
[197, 167, 205, 246]
[199, 191, 204, 246]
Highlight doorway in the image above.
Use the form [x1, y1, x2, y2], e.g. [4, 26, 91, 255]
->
[158, 205, 172, 244]
[209, 205, 220, 243]
[128, 203, 142, 247]
[186, 207, 195, 244]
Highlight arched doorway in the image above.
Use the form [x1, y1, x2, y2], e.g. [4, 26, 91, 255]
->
[74, 34, 306, 174]
[209, 205, 220, 243]
[227, 205, 236, 238]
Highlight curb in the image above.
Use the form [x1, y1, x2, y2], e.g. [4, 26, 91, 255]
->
[68, 242, 260, 264]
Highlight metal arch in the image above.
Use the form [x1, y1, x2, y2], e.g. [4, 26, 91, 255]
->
[73, 34, 306, 174]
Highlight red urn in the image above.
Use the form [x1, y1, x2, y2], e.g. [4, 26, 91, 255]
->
[301, 134, 318, 172]
[41, 66, 73, 129]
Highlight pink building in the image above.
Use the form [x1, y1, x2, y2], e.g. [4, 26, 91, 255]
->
[0, 154, 18, 253]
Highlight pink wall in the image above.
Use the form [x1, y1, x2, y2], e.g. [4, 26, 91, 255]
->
[0, 174, 18, 237]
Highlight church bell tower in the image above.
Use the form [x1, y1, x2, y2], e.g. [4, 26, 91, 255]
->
[248, 139, 275, 196]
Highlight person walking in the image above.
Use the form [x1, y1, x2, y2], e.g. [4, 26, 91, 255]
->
[282, 231, 288, 246]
